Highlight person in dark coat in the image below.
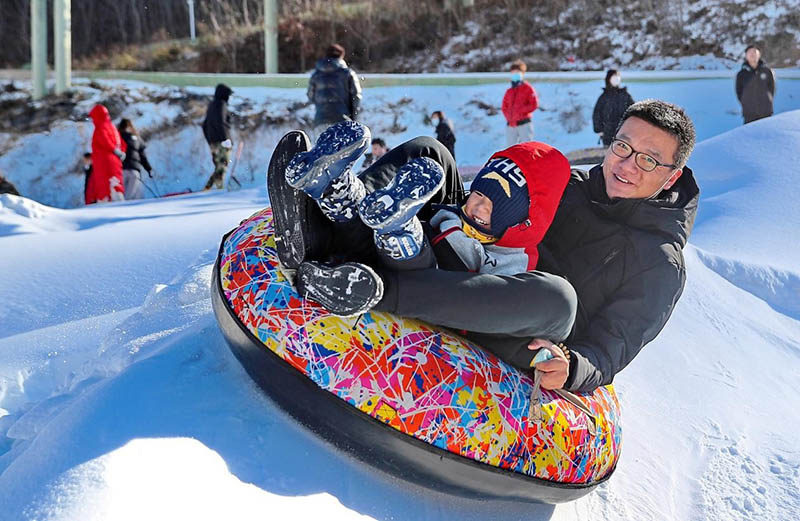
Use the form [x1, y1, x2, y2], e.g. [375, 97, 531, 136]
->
[202, 83, 234, 190]
[431, 110, 456, 159]
[307, 43, 362, 139]
[736, 44, 776, 124]
[592, 69, 635, 146]
[82, 152, 92, 201]
[272, 99, 699, 394]
[0, 171, 20, 196]
[118, 118, 153, 200]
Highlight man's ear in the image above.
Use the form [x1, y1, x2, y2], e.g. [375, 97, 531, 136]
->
[664, 167, 683, 190]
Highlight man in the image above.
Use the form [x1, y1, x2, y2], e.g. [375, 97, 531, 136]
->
[360, 137, 390, 171]
[272, 100, 699, 394]
[501, 59, 539, 146]
[307, 43, 362, 139]
[202, 83, 234, 190]
[431, 110, 456, 159]
[736, 44, 776, 124]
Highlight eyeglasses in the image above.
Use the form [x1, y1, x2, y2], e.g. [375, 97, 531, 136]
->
[609, 139, 677, 172]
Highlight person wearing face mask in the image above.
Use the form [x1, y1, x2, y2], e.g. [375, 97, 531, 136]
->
[592, 69, 634, 147]
[501, 60, 539, 147]
[736, 44, 775, 124]
[431, 110, 456, 159]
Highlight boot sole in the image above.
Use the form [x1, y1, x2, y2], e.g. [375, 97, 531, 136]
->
[359, 157, 445, 233]
[285, 121, 370, 199]
[297, 261, 384, 317]
[267, 130, 320, 270]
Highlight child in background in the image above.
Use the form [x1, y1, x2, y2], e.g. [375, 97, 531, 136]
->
[82, 152, 92, 203]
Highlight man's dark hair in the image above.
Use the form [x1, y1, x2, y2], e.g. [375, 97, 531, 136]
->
[371, 137, 386, 148]
[619, 99, 696, 168]
[745, 44, 760, 53]
[326, 43, 345, 59]
[431, 110, 444, 119]
[83, 152, 92, 158]
[510, 59, 527, 72]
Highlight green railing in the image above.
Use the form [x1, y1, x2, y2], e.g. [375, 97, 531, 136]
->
[76, 69, 800, 89]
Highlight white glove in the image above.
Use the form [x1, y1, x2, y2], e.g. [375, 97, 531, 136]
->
[114, 148, 126, 161]
[221, 139, 233, 149]
[430, 208, 462, 233]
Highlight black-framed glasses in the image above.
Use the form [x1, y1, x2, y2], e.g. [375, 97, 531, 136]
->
[609, 139, 677, 172]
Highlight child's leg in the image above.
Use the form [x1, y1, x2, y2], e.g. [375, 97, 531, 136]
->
[358, 157, 444, 262]
[285, 121, 370, 222]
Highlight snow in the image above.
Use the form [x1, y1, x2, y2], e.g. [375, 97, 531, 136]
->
[1, 77, 800, 520]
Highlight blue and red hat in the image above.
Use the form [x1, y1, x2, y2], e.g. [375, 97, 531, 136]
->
[465, 156, 530, 238]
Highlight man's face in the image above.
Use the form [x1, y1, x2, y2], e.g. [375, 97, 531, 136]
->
[745, 47, 761, 68]
[602, 117, 683, 199]
[371, 143, 387, 158]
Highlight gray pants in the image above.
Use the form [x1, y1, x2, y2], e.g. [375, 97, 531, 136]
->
[325, 136, 577, 371]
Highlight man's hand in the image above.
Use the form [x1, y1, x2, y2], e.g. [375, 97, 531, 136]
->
[221, 139, 233, 149]
[528, 338, 569, 390]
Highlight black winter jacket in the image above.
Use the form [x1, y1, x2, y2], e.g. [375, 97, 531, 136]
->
[307, 57, 362, 125]
[736, 60, 775, 123]
[120, 131, 152, 174]
[435, 117, 457, 159]
[540, 165, 700, 392]
[592, 87, 634, 146]
[202, 84, 233, 144]
[0, 175, 20, 196]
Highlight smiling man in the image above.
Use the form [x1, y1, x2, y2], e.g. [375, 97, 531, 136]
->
[534, 99, 699, 391]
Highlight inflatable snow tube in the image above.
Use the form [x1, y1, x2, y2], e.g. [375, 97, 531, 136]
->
[211, 208, 622, 503]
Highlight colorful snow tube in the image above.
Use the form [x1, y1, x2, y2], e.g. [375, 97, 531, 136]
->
[211, 208, 622, 503]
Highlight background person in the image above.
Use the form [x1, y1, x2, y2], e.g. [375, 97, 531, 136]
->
[86, 104, 126, 204]
[307, 43, 362, 139]
[431, 110, 456, 159]
[118, 118, 154, 200]
[360, 137, 390, 171]
[202, 83, 234, 191]
[592, 69, 634, 146]
[736, 44, 775, 124]
[501, 59, 539, 146]
[82, 152, 92, 203]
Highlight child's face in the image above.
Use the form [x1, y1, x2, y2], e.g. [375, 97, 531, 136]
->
[464, 191, 493, 230]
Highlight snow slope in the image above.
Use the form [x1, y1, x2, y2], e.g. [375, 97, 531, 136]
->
[1, 98, 800, 519]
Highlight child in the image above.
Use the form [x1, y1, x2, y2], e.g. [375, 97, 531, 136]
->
[357, 143, 570, 278]
[279, 121, 570, 317]
[82, 152, 93, 204]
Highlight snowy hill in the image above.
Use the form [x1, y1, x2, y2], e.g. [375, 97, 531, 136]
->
[1, 92, 800, 519]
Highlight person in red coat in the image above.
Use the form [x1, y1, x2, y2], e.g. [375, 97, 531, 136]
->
[86, 104, 126, 204]
[501, 59, 539, 147]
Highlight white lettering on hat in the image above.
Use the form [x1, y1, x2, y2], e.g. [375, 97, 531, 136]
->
[486, 157, 527, 188]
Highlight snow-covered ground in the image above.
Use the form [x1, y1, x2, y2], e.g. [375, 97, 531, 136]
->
[2, 71, 799, 209]
[1, 81, 800, 520]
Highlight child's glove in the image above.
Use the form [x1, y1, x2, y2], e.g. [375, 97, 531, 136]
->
[113, 148, 126, 161]
[430, 208, 461, 233]
[221, 139, 233, 149]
